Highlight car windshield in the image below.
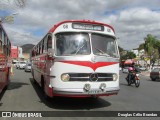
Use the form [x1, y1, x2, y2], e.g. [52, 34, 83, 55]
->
[20, 62, 26, 64]
[27, 63, 31, 66]
[152, 68, 160, 72]
[56, 32, 90, 56]
[91, 33, 119, 58]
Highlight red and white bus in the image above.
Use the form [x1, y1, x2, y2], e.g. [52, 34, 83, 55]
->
[31, 20, 120, 98]
[0, 24, 11, 93]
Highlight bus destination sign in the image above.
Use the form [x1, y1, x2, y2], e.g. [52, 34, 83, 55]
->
[72, 23, 104, 31]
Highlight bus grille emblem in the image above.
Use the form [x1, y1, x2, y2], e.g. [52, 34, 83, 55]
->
[90, 73, 98, 81]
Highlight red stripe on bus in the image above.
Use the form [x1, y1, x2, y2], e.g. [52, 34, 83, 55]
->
[59, 61, 118, 71]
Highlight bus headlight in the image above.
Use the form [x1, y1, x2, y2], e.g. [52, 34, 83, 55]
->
[113, 73, 118, 81]
[61, 74, 70, 81]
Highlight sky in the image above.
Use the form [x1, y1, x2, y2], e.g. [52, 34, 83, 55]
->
[0, 0, 160, 50]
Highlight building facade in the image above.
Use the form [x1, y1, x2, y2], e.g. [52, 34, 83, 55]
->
[11, 46, 18, 59]
[11, 45, 24, 60]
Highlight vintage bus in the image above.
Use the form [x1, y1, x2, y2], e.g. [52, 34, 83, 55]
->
[0, 23, 11, 93]
[31, 20, 120, 98]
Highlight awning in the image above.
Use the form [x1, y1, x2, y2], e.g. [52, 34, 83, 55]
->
[124, 59, 134, 64]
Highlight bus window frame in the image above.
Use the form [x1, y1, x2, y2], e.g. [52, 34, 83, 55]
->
[47, 34, 52, 51]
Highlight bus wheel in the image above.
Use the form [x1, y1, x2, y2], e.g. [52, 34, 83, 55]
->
[32, 71, 36, 84]
[41, 77, 50, 100]
[151, 78, 156, 81]
[5, 68, 10, 89]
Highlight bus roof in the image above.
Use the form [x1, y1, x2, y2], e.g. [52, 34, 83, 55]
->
[49, 20, 115, 33]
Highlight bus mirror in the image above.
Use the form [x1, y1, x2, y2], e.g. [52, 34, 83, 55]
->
[48, 48, 54, 57]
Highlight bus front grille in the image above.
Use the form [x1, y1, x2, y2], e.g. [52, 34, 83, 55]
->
[68, 73, 113, 82]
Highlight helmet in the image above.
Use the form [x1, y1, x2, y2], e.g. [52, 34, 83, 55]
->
[128, 67, 133, 71]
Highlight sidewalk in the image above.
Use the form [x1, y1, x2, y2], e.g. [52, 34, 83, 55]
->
[140, 71, 150, 76]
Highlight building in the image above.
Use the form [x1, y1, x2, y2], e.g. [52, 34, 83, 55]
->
[11, 45, 24, 60]
[138, 49, 145, 57]
[23, 53, 30, 60]
[11, 46, 18, 59]
[18, 47, 23, 59]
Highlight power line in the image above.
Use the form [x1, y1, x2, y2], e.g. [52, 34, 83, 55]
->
[14, 0, 26, 8]
[0, 0, 26, 10]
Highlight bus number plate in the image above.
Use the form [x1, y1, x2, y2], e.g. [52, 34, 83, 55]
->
[88, 90, 102, 94]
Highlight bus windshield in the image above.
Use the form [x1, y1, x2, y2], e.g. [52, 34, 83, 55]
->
[92, 33, 119, 58]
[56, 33, 90, 56]
[55, 32, 119, 58]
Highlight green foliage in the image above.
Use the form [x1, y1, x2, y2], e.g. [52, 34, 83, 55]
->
[143, 34, 160, 65]
[126, 51, 136, 59]
[121, 51, 136, 60]
[138, 43, 145, 50]
[118, 46, 124, 52]
[144, 34, 156, 54]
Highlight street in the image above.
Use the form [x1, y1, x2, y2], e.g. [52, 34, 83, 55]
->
[0, 68, 160, 117]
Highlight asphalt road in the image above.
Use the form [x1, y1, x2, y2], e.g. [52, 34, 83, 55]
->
[0, 68, 160, 119]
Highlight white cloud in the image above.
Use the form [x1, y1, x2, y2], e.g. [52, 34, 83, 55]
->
[97, 7, 160, 49]
[118, 8, 160, 25]
[3, 24, 40, 46]
[2, 0, 160, 50]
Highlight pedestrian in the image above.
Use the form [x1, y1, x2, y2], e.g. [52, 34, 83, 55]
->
[10, 64, 14, 75]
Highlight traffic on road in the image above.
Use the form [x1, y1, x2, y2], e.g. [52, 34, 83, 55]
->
[0, 67, 160, 117]
[1, 0, 160, 119]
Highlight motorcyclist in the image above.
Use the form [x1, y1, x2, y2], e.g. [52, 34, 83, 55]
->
[126, 62, 140, 84]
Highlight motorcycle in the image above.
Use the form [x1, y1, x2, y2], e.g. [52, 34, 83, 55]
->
[126, 71, 140, 87]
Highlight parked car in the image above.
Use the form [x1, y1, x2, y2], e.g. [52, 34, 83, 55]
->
[150, 68, 160, 81]
[152, 65, 160, 69]
[15, 62, 19, 68]
[12, 60, 18, 66]
[122, 67, 129, 73]
[16, 61, 26, 69]
[119, 67, 122, 71]
[139, 66, 146, 71]
[24, 62, 31, 72]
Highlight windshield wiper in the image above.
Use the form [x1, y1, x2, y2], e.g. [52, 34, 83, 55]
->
[94, 47, 110, 57]
[94, 47, 105, 54]
[75, 44, 85, 55]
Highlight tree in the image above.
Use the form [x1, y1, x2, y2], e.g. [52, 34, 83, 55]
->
[155, 40, 160, 55]
[118, 46, 124, 52]
[0, 0, 26, 10]
[120, 51, 136, 60]
[14, 0, 26, 8]
[138, 43, 145, 50]
[144, 34, 159, 67]
[126, 51, 136, 59]
[155, 40, 160, 65]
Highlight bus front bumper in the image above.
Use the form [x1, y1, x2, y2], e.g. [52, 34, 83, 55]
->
[50, 87, 120, 98]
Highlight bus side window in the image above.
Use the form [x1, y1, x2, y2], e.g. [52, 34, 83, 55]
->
[0, 28, 2, 52]
[47, 35, 52, 51]
[41, 40, 44, 54]
[43, 36, 47, 53]
[0, 41, 2, 52]
[39, 42, 41, 54]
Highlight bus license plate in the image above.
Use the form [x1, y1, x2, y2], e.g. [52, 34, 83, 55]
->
[88, 90, 102, 94]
